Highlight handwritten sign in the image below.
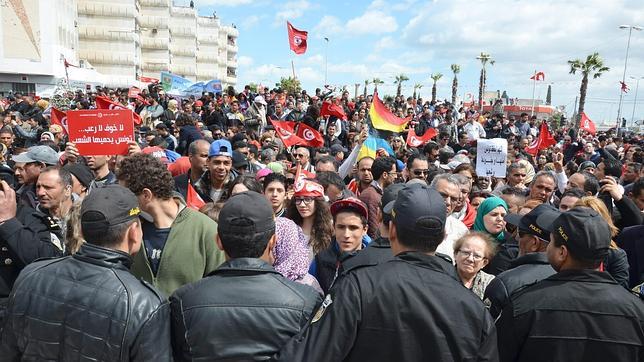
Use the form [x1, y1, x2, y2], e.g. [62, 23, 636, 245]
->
[476, 138, 508, 178]
[67, 109, 135, 156]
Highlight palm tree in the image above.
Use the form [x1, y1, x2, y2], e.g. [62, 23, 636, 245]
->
[450, 64, 460, 104]
[372, 78, 384, 93]
[394, 74, 409, 97]
[430, 73, 443, 103]
[354, 83, 361, 100]
[476, 52, 493, 109]
[413, 83, 423, 99]
[568, 52, 610, 127]
[363, 79, 371, 97]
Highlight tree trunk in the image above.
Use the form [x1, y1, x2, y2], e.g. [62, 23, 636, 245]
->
[354, 84, 360, 100]
[432, 83, 437, 103]
[478, 68, 485, 110]
[397, 83, 402, 97]
[363, 84, 368, 98]
[576, 74, 589, 128]
[413, 88, 417, 100]
[452, 76, 458, 104]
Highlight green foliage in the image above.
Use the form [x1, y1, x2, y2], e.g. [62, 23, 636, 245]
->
[276, 77, 302, 96]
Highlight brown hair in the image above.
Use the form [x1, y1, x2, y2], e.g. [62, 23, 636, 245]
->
[286, 197, 333, 254]
[574, 196, 619, 248]
[65, 201, 85, 254]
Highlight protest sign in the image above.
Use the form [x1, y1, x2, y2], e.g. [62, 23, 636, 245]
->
[67, 109, 135, 156]
[476, 138, 508, 178]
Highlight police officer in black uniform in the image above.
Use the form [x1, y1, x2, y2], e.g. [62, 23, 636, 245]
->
[496, 207, 644, 362]
[278, 183, 498, 361]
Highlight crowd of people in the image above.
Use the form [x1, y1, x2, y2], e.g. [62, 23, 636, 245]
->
[0, 82, 643, 361]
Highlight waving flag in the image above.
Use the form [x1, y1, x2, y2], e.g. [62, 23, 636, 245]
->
[186, 181, 205, 210]
[358, 135, 395, 161]
[50, 107, 68, 134]
[530, 71, 545, 81]
[369, 92, 411, 132]
[270, 119, 305, 147]
[525, 121, 556, 156]
[620, 81, 629, 93]
[95, 96, 142, 125]
[406, 127, 438, 148]
[320, 100, 347, 120]
[579, 112, 597, 135]
[287, 21, 308, 55]
[295, 123, 324, 148]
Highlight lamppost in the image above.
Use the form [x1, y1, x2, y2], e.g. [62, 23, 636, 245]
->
[324, 37, 329, 85]
[616, 25, 642, 131]
[630, 76, 644, 127]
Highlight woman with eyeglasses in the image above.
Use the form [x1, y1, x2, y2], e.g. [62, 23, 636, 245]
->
[453, 232, 497, 300]
[389, 135, 407, 160]
[286, 179, 333, 256]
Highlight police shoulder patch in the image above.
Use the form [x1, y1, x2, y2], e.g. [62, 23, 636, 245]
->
[311, 293, 333, 324]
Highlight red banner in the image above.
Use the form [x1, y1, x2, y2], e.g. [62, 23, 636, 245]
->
[67, 109, 135, 156]
[51, 108, 68, 135]
[580, 112, 597, 135]
[406, 127, 437, 148]
[320, 100, 347, 120]
[95, 96, 142, 125]
[128, 86, 141, 98]
[270, 119, 305, 148]
[287, 21, 308, 55]
[139, 76, 159, 84]
[295, 123, 324, 148]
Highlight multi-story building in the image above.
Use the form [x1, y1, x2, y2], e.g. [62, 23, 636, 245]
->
[0, 0, 238, 96]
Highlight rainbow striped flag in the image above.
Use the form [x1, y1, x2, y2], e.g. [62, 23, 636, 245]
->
[357, 135, 395, 161]
[369, 92, 411, 132]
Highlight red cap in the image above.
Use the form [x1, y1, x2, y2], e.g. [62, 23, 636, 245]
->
[195, 100, 203, 107]
[142, 146, 169, 164]
[294, 179, 324, 198]
[330, 197, 368, 219]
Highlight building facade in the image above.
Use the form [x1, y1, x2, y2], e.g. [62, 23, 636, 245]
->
[0, 0, 237, 96]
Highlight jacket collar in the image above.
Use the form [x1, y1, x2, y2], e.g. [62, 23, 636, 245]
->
[370, 236, 391, 248]
[73, 243, 132, 270]
[509, 252, 550, 268]
[395, 251, 460, 281]
[209, 257, 280, 276]
[546, 268, 618, 285]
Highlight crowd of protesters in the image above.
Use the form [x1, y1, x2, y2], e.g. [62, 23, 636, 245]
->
[0, 82, 643, 361]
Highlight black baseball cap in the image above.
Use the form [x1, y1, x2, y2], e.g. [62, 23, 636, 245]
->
[218, 191, 275, 235]
[386, 183, 446, 237]
[63, 163, 94, 189]
[381, 183, 406, 214]
[505, 204, 561, 241]
[232, 150, 248, 168]
[81, 185, 151, 238]
[545, 207, 611, 260]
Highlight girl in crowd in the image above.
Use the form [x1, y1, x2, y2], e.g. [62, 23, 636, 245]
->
[453, 232, 497, 300]
[286, 179, 333, 256]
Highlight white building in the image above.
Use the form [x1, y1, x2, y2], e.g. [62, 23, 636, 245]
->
[0, 0, 238, 96]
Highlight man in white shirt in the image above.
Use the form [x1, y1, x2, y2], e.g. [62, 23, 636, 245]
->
[463, 117, 486, 141]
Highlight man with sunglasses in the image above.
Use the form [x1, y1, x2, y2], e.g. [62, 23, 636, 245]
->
[484, 204, 559, 318]
[404, 154, 430, 182]
[294, 146, 315, 173]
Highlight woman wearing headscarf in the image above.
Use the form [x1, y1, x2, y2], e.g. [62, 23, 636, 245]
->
[273, 217, 323, 294]
[162, 99, 180, 125]
[472, 196, 515, 275]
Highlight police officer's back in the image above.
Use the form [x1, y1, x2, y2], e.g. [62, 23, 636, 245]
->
[496, 207, 644, 362]
[0, 185, 171, 361]
[278, 183, 498, 361]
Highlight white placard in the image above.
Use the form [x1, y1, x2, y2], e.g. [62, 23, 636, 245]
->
[476, 138, 508, 178]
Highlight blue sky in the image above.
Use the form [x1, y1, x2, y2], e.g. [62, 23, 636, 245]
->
[192, 0, 644, 126]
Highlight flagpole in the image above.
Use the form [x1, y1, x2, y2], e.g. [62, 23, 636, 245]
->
[530, 70, 536, 117]
[291, 60, 296, 79]
[324, 37, 329, 85]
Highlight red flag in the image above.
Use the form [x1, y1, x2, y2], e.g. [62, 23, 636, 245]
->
[64, 58, 79, 68]
[525, 121, 556, 156]
[295, 123, 324, 148]
[406, 127, 438, 148]
[51, 108, 68, 135]
[530, 71, 545, 81]
[620, 81, 629, 93]
[270, 119, 305, 147]
[287, 21, 308, 55]
[128, 86, 141, 98]
[579, 112, 597, 135]
[139, 76, 159, 84]
[295, 164, 315, 183]
[95, 96, 142, 125]
[186, 181, 205, 210]
[320, 100, 347, 120]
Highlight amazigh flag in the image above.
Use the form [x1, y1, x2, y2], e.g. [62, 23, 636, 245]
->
[50, 107, 68, 134]
[525, 121, 556, 156]
[295, 123, 324, 148]
[406, 127, 438, 148]
[579, 112, 597, 135]
[530, 71, 545, 81]
[270, 119, 305, 147]
[95, 96, 142, 125]
[287, 21, 308, 55]
[358, 135, 395, 161]
[186, 181, 205, 210]
[369, 92, 411, 132]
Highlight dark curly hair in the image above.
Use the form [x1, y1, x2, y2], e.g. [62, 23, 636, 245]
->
[116, 153, 174, 200]
[286, 197, 333, 254]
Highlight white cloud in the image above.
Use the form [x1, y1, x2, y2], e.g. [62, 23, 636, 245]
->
[197, 0, 254, 7]
[238, 55, 254, 67]
[274, 0, 312, 26]
[240, 15, 261, 30]
[346, 10, 398, 35]
[312, 15, 343, 38]
[374, 36, 396, 52]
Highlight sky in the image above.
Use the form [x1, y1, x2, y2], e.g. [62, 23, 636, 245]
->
[191, 0, 644, 126]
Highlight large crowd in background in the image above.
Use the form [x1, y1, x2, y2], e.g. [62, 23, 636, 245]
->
[0, 82, 643, 361]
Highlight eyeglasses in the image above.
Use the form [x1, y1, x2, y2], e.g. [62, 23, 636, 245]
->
[457, 250, 485, 261]
[392, 139, 402, 143]
[294, 197, 314, 205]
[294, 153, 307, 158]
[213, 133, 223, 138]
[412, 169, 429, 176]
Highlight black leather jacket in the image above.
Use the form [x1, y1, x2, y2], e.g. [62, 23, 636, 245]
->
[0, 243, 171, 361]
[170, 258, 321, 361]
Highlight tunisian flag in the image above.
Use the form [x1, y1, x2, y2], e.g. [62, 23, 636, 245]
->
[320, 100, 347, 120]
[287, 21, 308, 55]
[50, 108, 68, 134]
[95, 96, 142, 125]
[525, 121, 556, 156]
[579, 112, 597, 135]
[530, 71, 545, 81]
[406, 127, 438, 147]
[295, 123, 324, 148]
[186, 181, 205, 210]
[270, 119, 305, 147]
